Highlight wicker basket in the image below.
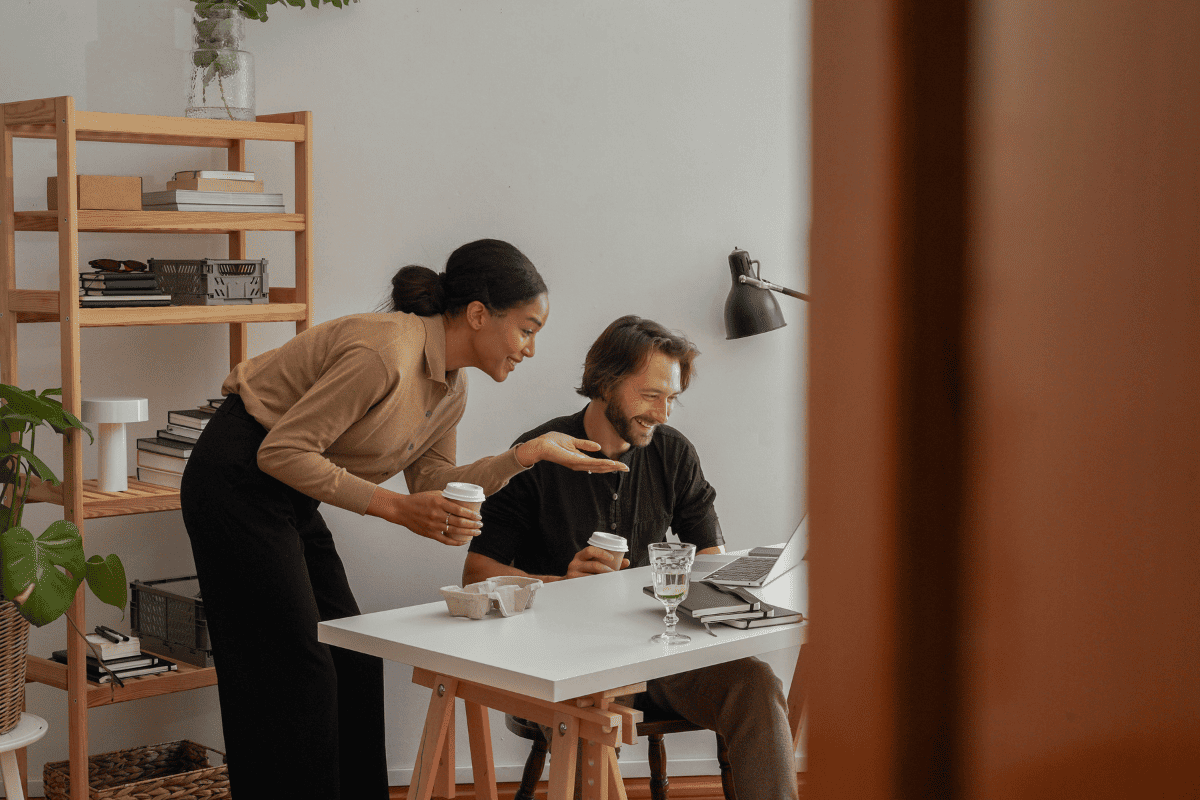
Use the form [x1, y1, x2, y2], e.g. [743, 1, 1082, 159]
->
[0, 601, 30, 736]
[43, 740, 229, 800]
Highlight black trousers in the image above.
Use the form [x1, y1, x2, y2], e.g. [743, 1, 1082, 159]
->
[180, 394, 388, 799]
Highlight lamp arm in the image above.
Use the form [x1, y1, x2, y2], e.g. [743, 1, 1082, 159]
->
[738, 274, 810, 302]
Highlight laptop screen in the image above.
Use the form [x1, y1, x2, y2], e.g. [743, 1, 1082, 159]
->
[762, 515, 806, 585]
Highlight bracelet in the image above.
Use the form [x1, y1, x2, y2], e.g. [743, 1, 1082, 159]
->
[515, 441, 533, 468]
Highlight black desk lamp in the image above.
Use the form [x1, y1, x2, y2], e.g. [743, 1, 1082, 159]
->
[723, 247, 810, 339]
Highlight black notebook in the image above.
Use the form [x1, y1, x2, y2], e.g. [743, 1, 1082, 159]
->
[642, 581, 762, 619]
[719, 601, 804, 629]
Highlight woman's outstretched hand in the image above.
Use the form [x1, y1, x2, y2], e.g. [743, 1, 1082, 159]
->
[516, 432, 628, 473]
[367, 488, 482, 546]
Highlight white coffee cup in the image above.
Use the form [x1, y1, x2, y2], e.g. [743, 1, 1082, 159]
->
[442, 482, 485, 512]
[442, 483, 485, 542]
[587, 531, 629, 571]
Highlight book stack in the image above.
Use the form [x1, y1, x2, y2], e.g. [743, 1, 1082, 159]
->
[51, 632, 178, 684]
[143, 170, 283, 213]
[642, 581, 804, 630]
[79, 270, 172, 308]
[135, 406, 212, 488]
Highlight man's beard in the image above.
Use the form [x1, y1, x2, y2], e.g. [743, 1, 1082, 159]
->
[604, 398, 654, 448]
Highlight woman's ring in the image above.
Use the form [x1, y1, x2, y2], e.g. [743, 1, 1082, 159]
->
[444, 513, 450, 533]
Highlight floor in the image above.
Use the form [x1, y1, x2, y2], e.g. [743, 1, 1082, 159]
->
[29, 772, 807, 799]
[382, 773, 808, 799]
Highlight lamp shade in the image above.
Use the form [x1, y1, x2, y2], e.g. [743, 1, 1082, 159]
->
[724, 249, 786, 339]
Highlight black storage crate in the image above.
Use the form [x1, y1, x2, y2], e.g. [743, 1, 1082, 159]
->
[148, 257, 268, 305]
[130, 576, 213, 667]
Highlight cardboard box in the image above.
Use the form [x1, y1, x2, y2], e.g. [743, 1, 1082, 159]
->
[47, 175, 142, 211]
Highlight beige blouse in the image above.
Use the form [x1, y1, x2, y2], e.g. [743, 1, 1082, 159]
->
[221, 311, 526, 515]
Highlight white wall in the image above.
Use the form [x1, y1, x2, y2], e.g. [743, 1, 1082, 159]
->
[1, 0, 807, 790]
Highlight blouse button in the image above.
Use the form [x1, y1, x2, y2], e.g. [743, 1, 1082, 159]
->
[610, 523, 617, 530]
[408, 444, 414, 451]
[613, 493, 619, 500]
[425, 411, 432, 418]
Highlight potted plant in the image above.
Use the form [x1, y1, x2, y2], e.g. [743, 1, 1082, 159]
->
[186, 0, 359, 121]
[0, 384, 127, 733]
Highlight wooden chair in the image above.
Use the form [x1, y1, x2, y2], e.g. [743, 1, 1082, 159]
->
[505, 706, 737, 800]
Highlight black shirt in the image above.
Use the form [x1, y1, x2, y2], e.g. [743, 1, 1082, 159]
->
[471, 407, 724, 576]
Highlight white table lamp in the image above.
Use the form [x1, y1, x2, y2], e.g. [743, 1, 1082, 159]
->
[80, 397, 149, 493]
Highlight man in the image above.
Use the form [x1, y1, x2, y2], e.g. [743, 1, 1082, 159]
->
[464, 315, 798, 800]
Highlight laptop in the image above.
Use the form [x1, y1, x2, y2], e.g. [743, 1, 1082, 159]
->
[700, 516, 807, 588]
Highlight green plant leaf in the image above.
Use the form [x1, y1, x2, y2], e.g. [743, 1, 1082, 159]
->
[0, 446, 61, 486]
[0, 385, 93, 444]
[1, 522, 86, 627]
[0, 413, 38, 435]
[86, 555, 128, 613]
[0, 455, 21, 485]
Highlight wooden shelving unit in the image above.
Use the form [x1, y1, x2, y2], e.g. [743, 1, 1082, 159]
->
[0, 96, 313, 800]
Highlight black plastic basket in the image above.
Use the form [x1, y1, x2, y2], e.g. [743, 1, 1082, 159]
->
[130, 576, 212, 667]
[148, 257, 268, 305]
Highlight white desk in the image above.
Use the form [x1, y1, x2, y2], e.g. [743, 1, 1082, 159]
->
[319, 557, 805, 800]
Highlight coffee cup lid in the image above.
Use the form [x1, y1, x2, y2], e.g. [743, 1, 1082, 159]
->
[587, 531, 628, 551]
[442, 482, 485, 502]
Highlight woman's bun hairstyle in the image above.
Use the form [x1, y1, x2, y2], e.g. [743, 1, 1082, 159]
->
[388, 265, 445, 317]
[388, 239, 546, 317]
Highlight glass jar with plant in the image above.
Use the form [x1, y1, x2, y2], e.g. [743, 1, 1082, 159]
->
[0, 384, 127, 733]
[186, 0, 359, 121]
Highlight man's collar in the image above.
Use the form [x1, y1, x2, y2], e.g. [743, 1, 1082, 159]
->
[419, 314, 453, 384]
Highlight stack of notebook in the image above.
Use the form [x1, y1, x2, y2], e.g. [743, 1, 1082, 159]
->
[143, 171, 283, 213]
[79, 271, 171, 307]
[642, 581, 804, 630]
[51, 631, 178, 684]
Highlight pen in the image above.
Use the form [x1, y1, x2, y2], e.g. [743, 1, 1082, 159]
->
[94, 626, 120, 643]
[96, 625, 129, 642]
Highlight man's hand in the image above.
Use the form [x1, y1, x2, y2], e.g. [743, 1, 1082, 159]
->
[515, 432, 628, 473]
[564, 545, 631, 579]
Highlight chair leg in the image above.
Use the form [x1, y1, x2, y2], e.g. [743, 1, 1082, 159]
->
[716, 734, 737, 800]
[648, 733, 669, 800]
[515, 735, 550, 800]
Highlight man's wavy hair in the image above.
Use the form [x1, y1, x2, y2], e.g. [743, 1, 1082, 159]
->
[576, 315, 699, 401]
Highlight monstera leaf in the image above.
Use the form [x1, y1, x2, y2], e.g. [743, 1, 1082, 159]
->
[1, 521, 127, 627]
[86, 555, 128, 611]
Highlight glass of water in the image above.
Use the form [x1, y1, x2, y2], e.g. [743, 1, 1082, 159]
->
[649, 542, 696, 645]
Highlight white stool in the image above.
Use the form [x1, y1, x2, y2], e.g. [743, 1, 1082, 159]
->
[0, 713, 48, 800]
[80, 397, 149, 492]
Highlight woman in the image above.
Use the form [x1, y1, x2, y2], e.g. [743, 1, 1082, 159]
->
[180, 239, 624, 800]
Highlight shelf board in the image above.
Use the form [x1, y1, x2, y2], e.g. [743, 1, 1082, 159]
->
[26, 654, 218, 708]
[24, 477, 181, 518]
[15, 209, 304, 234]
[7, 290, 306, 326]
[3, 100, 306, 146]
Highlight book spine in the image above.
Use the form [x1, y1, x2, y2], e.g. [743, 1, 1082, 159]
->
[166, 178, 266, 192]
[174, 170, 256, 181]
[136, 449, 187, 474]
[157, 429, 199, 444]
[137, 467, 183, 489]
[136, 438, 193, 457]
[166, 413, 208, 430]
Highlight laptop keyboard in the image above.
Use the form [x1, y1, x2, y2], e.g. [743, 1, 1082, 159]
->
[704, 556, 774, 582]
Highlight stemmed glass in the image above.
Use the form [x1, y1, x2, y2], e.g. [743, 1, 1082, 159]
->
[648, 542, 696, 645]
